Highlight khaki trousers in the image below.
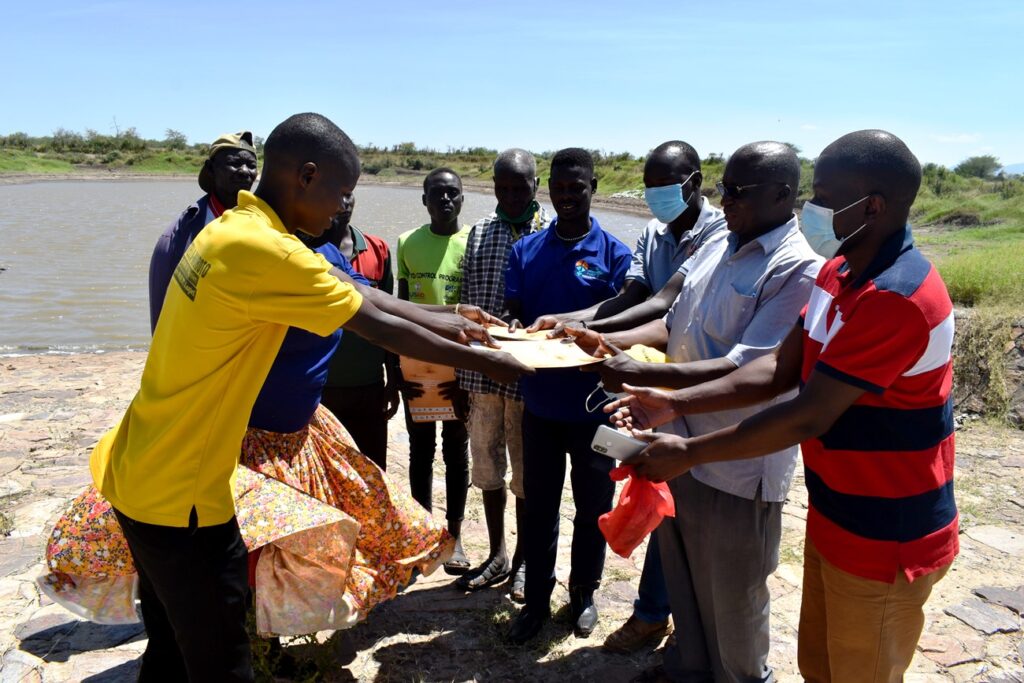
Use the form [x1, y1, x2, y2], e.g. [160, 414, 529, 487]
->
[467, 392, 525, 498]
[798, 537, 950, 683]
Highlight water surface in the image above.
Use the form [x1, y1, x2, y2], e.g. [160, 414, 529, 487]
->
[0, 180, 648, 353]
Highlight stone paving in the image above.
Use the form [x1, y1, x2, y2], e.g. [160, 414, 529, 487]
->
[1, 352, 1022, 681]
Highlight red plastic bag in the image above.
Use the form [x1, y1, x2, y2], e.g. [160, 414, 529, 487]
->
[598, 465, 676, 558]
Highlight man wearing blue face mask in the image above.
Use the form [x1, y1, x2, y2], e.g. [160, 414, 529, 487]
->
[530, 141, 727, 339]
[568, 142, 822, 683]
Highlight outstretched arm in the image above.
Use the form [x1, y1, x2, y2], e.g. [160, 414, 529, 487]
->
[624, 366, 863, 482]
[342, 297, 531, 385]
[606, 324, 804, 430]
[589, 271, 686, 333]
[524, 280, 652, 331]
[335, 268, 500, 345]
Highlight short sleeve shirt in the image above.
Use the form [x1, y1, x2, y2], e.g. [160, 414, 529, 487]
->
[397, 224, 470, 306]
[663, 215, 823, 501]
[800, 226, 957, 582]
[506, 218, 632, 422]
[625, 197, 727, 293]
[325, 227, 395, 389]
[90, 191, 363, 527]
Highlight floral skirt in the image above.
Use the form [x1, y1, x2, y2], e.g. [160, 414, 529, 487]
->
[39, 404, 454, 636]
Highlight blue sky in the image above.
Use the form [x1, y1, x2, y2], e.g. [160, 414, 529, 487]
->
[2, 0, 1021, 167]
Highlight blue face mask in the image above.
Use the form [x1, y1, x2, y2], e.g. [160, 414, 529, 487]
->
[801, 196, 869, 258]
[644, 171, 697, 224]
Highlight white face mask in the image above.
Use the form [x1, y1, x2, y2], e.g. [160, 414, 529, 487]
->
[800, 196, 870, 258]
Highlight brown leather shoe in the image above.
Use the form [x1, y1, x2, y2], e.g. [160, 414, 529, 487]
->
[602, 615, 672, 654]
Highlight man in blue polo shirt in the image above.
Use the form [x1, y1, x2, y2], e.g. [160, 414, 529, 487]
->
[527, 140, 728, 654]
[504, 148, 632, 644]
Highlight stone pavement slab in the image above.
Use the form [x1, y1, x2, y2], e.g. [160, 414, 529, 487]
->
[974, 586, 1024, 615]
[945, 599, 1020, 635]
[3, 352, 1024, 681]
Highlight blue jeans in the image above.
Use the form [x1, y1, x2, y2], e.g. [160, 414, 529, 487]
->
[634, 530, 672, 623]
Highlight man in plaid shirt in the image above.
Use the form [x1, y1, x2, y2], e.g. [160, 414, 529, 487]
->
[456, 149, 549, 598]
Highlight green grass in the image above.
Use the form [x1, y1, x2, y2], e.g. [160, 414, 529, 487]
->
[934, 244, 1024, 306]
[0, 148, 204, 175]
[0, 150, 75, 173]
[124, 151, 204, 174]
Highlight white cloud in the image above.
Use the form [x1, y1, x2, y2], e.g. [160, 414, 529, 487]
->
[931, 133, 982, 144]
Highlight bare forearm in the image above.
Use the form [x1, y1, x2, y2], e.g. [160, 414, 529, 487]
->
[534, 283, 648, 328]
[589, 298, 670, 333]
[669, 353, 793, 415]
[591, 276, 677, 333]
[604, 320, 669, 351]
[687, 395, 822, 467]
[627, 357, 738, 390]
[363, 285, 467, 338]
[347, 303, 492, 374]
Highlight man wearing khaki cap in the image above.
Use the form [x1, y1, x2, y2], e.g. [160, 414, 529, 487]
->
[148, 130, 258, 330]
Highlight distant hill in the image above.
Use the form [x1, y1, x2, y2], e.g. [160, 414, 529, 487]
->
[1002, 163, 1024, 176]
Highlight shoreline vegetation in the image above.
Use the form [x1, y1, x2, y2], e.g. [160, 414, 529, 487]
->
[3, 130, 1023, 424]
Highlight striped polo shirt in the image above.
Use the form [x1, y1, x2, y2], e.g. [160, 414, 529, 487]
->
[800, 226, 958, 583]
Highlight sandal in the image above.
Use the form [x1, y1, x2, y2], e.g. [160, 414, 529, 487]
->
[509, 562, 526, 603]
[455, 557, 511, 591]
[443, 546, 471, 575]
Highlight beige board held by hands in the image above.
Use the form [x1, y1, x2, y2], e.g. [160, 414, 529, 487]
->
[484, 325, 554, 341]
[470, 338, 604, 369]
[399, 356, 458, 422]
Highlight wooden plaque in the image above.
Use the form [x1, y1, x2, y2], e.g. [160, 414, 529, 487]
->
[399, 356, 458, 422]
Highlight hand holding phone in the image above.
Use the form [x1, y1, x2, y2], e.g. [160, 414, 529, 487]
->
[591, 425, 647, 461]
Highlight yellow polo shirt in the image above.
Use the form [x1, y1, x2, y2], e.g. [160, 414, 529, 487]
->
[90, 191, 363, 527]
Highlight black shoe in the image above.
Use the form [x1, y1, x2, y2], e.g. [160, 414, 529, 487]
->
[506, 606, 550, 645]
[569, 587, 599, 638]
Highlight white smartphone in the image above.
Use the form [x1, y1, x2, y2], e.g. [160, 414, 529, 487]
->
[591, 425, 647, 461]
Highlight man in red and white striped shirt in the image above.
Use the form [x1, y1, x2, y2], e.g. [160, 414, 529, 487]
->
[606, 129, 956, 683]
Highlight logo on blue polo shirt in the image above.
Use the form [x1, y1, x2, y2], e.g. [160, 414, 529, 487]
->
[574, 259, 607, 281]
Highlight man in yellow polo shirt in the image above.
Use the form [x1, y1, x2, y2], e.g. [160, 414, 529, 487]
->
[91, 113, 528, 682]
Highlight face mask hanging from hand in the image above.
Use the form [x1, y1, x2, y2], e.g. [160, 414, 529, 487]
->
[644, 171, 697, 224]
[801, 195, 870, 258]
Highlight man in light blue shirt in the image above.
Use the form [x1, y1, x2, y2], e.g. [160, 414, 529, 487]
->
[570, 142, 822, 682]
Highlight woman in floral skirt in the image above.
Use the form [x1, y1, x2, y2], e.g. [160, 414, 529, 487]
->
[39, 240, 454, 637]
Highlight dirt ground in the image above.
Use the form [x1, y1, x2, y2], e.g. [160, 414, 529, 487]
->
[1, 352, 1022, 682]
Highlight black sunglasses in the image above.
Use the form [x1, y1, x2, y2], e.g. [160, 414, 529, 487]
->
[716, 181, 785, 200]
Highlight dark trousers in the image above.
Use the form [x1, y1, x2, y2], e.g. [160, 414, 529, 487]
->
[521, 410, 615, 613]
[634, 531, 673, 623]
[113, 508, 253, 682]
[404, 405, 469, 525]
[321, 381, 390, 470]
